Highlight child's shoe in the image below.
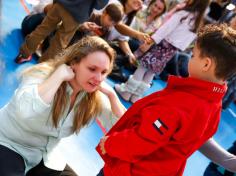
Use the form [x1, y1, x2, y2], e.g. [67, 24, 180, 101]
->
[114, 84, 131, 101]
[14, 53, 32, 64]
[130, 82, 150, 103]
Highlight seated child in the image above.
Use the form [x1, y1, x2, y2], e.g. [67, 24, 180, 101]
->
[71, 3, 123, 43]
[96, 23, 236, 176]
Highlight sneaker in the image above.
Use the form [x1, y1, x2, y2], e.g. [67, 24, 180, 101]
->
[14, 53, 32, 64]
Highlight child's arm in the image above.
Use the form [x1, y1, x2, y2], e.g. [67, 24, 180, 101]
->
[98, 106, 180, 162]
[118, 41, 136, 64]
[78, 22, 101, 33]
[115, 23, 151, 44]
[199, 138, 236, 172]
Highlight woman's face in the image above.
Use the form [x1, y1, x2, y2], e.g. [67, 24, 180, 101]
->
[72, 51, 111, 92]
[127, 0, 143, 11]
[149, 0, 165, 17]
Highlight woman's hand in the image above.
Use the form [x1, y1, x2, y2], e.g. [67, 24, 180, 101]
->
[56, 64, 75, 82]
[97, 81, 114, 97]
[38, 64, 74, 104]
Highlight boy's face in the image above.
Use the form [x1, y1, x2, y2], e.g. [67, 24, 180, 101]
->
[188, 45, 208, 79]
[101, 13, 117, 28]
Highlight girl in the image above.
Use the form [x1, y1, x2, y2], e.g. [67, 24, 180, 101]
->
[115, 0, 210, 103]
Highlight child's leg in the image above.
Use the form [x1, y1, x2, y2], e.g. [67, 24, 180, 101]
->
[132, 65, 147, 81]
[143, 70, 155, 84]
[39, 3, 79, 62]
[114, 66, 146, 101]
[20, 3, 62, 58]
[130, 70, 155, 103]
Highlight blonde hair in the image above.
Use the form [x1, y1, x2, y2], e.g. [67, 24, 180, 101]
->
[23, 36, 115, 133]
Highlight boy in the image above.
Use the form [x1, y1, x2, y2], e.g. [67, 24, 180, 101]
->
[71, 3, 123, 44]
[96, 24, 236, 176]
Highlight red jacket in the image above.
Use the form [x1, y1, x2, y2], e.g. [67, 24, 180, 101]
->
[96, 76, 227, 176]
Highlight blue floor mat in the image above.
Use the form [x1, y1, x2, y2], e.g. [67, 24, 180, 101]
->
[1, 1, 236, 175]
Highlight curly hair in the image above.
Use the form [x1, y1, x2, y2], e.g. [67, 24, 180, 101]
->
[197, 23, 236, 80]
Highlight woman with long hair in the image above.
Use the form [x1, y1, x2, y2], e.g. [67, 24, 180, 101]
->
[0, 36, 126, 175]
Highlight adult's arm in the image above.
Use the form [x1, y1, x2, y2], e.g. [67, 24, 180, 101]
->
[199, 138, 236, 172]
[38, 64, 74, 104]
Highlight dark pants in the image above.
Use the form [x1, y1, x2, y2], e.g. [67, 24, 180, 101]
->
[0, 144, 77, 176]
[21, 13, 45, 37]
[21, 13, 50, 53]
[97, 169, 104, 176]
[0, 145, 25, 176]
[27, 160, 77, 176]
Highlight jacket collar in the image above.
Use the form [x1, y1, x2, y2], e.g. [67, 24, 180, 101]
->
[166, 76, 227, 102]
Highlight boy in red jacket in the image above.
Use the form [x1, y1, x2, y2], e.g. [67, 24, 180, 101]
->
[96, 24, 236, 176]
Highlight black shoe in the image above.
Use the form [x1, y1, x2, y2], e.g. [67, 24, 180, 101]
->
[14, 53, 32, 64]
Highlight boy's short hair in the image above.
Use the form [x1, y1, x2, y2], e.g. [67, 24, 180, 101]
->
[104, 3, 123, 23]
[197, 24, 236, 80]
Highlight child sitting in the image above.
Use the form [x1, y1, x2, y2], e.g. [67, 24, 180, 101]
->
[71, 3, 123, 43]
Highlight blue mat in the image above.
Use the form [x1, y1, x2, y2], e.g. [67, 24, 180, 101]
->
[0, 1, 236, 175]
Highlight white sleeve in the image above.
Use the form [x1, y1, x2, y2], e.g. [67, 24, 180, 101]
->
[151, 11, 184, 44]
[13, 76, 51, 119]
[199, 138, 236, 172]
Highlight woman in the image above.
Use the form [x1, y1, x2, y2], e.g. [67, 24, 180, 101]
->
[0, 36, 126, 175]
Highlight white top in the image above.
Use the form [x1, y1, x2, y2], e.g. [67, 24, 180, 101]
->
[0, 71, 117, 173]
[151, 10, 196, 51]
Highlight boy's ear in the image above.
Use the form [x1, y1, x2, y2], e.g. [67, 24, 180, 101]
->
[202, 57, 212, 72]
